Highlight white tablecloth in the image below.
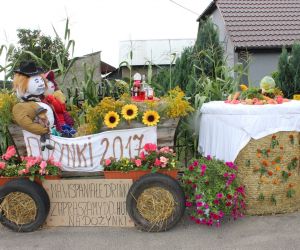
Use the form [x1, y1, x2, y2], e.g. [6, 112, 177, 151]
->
[198, 100, 300, 162]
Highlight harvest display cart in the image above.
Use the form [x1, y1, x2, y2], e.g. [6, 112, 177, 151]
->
[0, 119, 186, 232]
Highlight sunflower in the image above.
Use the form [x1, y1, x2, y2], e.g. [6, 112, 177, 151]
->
[142, 110, 160, 126]
[104, 111, 120, 128]
[121, 104, 138, 120]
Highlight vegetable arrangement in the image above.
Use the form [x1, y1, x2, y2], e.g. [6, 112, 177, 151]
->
[225, 76, 289, 105]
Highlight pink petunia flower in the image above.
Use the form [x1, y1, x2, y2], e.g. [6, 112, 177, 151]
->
[135, 159, 142, 167]
[185, 201, 192, 207]
[206, 155, 212, 160]
[196, 201, 203, 207]
[216, 193, 223, 199]
[200, 164, 207, 176]
[193, 161, 199, 167]
[195, 194, 203, 200]
[219, 211, 225, 218]
[144, 143, 157, 152]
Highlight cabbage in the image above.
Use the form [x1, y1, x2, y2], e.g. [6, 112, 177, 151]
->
[260, 76, 275, 90]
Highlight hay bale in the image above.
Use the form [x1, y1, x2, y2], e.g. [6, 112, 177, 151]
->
[136, 187, 175, 224]
[0, 192, 37, 225]
[235, 131, 300, 215]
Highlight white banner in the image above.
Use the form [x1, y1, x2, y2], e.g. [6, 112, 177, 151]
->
[23, 127, 157, 172]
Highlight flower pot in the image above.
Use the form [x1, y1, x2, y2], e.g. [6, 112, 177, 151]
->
[0, 175, 61, 187]
[0, 176, 18, 186]
[103, 170, 178, 181]
[35, 175, 62, 186]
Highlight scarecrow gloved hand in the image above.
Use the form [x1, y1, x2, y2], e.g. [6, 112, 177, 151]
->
[61, 124, 76, 138]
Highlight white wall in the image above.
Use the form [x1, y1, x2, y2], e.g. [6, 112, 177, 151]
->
[210, 8, 235, 69]
[246, 52, 280, 87]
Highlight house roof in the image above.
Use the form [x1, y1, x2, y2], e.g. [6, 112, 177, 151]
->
[197, 0, 300, 49]
[119, 39, 195, 66]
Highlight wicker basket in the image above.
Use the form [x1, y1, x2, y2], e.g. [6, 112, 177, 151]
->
[235, 131, 300, 215]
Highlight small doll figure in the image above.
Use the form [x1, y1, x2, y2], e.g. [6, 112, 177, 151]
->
[44, 70, 75, 137]
[34, 107, 54, 151]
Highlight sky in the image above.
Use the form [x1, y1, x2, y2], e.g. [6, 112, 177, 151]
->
[0, 0, 212, 68]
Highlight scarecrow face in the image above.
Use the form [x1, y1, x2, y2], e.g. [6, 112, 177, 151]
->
[27, 75, 46, 96]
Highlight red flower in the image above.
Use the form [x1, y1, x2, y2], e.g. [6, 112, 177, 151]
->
[211, 213, 219, 220]
[188, 165, 195, 171]
[144, 143, 157, 152]
[105, 159, 111, 166]
[226, 194, 233, 200]
[154, 158, 161, 166]
[139, 151, 146, 160]
[226, 201, 232, 207]
[197, 210, 204, 215]
[213, 199, 220, 205]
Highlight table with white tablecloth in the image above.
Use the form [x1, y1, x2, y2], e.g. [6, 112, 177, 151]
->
[198, 100, 300, 162]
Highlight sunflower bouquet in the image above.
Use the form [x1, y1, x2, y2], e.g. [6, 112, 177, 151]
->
[75, 88, 192, 136]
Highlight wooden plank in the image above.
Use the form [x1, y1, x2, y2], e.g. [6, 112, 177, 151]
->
[43, 179, 134, 227]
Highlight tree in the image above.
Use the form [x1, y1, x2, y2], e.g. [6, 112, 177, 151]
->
[172, 46, 194, 91]
[290, 43, 300, 95]
[277, 47, 292, 97]
[10, 29, 69, 70]
[277, 43, 300, 98]
[194, 18, 225, 79]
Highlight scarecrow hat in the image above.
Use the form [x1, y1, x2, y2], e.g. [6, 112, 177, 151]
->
[14, 61, 44, 77]
[44, 70, 59, 91]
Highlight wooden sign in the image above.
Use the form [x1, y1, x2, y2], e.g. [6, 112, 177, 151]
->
[43, 179, 134, 227]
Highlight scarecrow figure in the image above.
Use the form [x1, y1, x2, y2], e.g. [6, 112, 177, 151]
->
[12, 61, 55, 151]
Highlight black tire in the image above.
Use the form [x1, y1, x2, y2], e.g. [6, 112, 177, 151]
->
[126, 173, 185, 232]
[0, 178, 50, 232]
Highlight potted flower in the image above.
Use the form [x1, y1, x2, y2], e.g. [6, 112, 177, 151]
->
[104, 143, 179, 181]
[0, 146, 62, 186]
[182, 156, 246, 227]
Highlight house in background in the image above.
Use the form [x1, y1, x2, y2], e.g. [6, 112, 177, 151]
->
[198, 0, 300, 85]
[57, 51, 116, 89]
[118, 39, 195, 79]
